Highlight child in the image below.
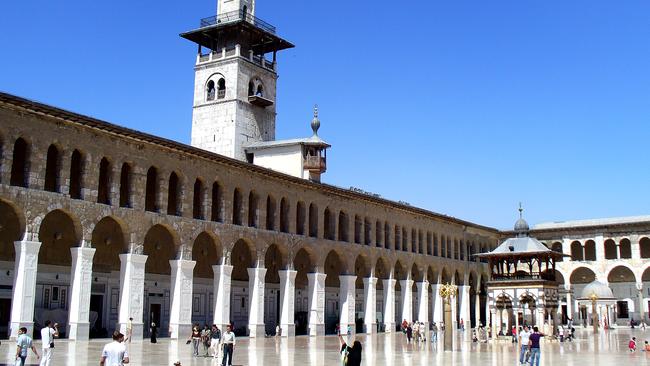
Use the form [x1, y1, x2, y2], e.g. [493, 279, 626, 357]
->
[644, 341, 650, 352]
[629, 337, 637, 352]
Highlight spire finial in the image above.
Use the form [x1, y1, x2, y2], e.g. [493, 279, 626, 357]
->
[311, 104, 320, 136]
[518, 202, 523, 219]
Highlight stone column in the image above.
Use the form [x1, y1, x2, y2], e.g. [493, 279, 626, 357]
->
[416, 281, 429, 330]
[10, 239, 41, 339]
[490, 308, 497, 340]
[565, 286, 573, 323]
[212, 264, 233, 331]
[433, 284, 443, 324]
[451, 293, 458, 329]
[118, 253, 147, 341]
[400, 279, 414, 322]
[67, 247, 96, 340]
[459, 285, 471, 330]
[169, 259, 196, 339]
[279, 269, 297, 337]
[363, 277, 378, 334]
[339, 275, 357, 335]
[382, 278, 396, 332]
[248, 267, 267, 337]
[594, 234, 605, 261]
[307, 272, 326, 336]
[475, 294, 482, 327]
[638, 283, 646, 322]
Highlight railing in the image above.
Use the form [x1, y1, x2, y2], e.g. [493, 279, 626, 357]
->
[217, 89, 226, 99]
[304, 156, 326, 171]
[200, 10, 277, 34]
[491, 272, 556, 282]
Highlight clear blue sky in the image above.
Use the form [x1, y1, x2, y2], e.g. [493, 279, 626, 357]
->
[2, 0, 649, 230]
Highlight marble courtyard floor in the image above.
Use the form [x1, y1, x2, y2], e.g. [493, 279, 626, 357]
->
[2, 328, 649, 365]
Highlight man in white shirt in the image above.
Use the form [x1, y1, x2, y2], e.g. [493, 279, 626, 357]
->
[221, 325, 236, 366]
[40, 320, 59, 366]
[518, 325, 531, 365]
[100, 331, 130, 366]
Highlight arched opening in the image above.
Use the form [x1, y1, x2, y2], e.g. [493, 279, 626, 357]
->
[584, 240, 596, 261]
[323, 208, 335, 240]
[248, 80, 255, 97]
[550, 242, 563, 261]
[211, 182, 223, 222]
[206, 80, 216, 101]
[440, 235, 446, 257]
[91, 217, 126, 273]
[410, 264, 422, 323]
[604, 239, 617, 260]
[119, 163, 131, 208]
[69, 149, 83, 199]
[217, 78, 226, 99]
[619, 239, 632, 259]
[192, 232, 221, 279]
[10, 138, 29, 188]
[145, 167, 158, 212]
[394, 261, 406, 327]
[44, 144, 61, 192]
[264, 244, 285, 334]
[143, 225, 176, 275]
[167, 172, 181, 216]
[324, 250, 343, 334]
[230, 239, 255, 335]
[569, 267, 596, 285]
[640, 237, 650, 259]
[296, 201, 306, 235]
[411, 229, 417, 253]
[256, 84, 263, 97]
[0, 199, 25, 262]
[38, 210, 80, 266]
[279, 198, 289, 233]
[570, 241, 583, 261]
[242, 5, 248, 16]
[265, 195, 276, 230]
[375, 221, 382, 247]
[383, 223, 391, 250]
[97, 157, 111, 205]
[232, 188, 243, 225]
[402, 228, 408, 253]
[308, 203, 318, 238]
[375, 257, 389, 332]
[426, 232, 432, 256]
[248, 191, 259, 227]
[354, 216, 362, 244]
[608, 266, 636, 283]
[433, 234, 439, 256]
[394, 226, 401, 251]
[354, 255, 370, 333]
[365, 219, 372, 246]
[293, 248, 314, 336]
[338, 211, 349, 242]
[193, 178, 204, 220]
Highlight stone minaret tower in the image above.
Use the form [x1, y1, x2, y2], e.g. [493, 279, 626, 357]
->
[181, 0, 294, 160]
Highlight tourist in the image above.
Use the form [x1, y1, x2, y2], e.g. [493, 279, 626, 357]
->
[518, 325, 531, 365]
[190, 323, 201, 356]
[201, 324, 211, 356]
[126, 317, 133, 343]
[406, 323, 413, 343]
[472, 330, 478, 343]
[431, 322, 438, 342]
[401, 319, 408, 333]
[150, 322, 157, 343]
[419, 322, 426, 342]
[100, 331, 129, 366]
[629, 337, 637, 352]
[338, 333, 362, 366]
[528, 326, 544, 366]
[413, 322, 419, 342]
[209, 324, 222, 360]
[16, 327, 39, 366]
[276, 324, 281, 337]
[40, 320, 59, 366]
[460, 318, 465, 331]
[511, 325, 517, 343]
[222, 324, 236, 366]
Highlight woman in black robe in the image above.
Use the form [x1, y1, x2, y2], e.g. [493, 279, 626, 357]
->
[150, 321, 158, 343]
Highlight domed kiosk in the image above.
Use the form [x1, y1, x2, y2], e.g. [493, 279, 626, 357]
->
[476, 206, 568, 339]
[576, 280, 617, 330]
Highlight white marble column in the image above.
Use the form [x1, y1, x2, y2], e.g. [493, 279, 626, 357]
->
[248, 267, 267, 337]
[307, 272, 326, 336]
[400, 279, 414, 322]
[459, 285, 471, 330]
[382, 278, 396, 332]
[67, 247, 96, 340]
[638, 283, 645, 322]
[451, 294, 458, 329]
[118, 253, 147, 341]
[565, 286, 573, 323]
[212, 264, 233, 331]
[363, 277, 378, 334]
[475, 294, 482, 327]
[169, 259, 196, 339]
[490, 308, 497, 339]
[10, 239, 41, 339]
[279, 269, 297, 337]
[339, 275, 357, 335]
[416, 281, 429, 330]
[433, 284, 443, 324]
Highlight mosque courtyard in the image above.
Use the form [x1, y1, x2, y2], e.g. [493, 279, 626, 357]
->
[2, 328, 648, 366]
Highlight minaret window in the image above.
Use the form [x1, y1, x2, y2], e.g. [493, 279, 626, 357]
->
[217, 78, 226, 99]
[206, 80, 216, 101]
[256, 85, 263, 97]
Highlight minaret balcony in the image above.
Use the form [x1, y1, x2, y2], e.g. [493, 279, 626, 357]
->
[200, 10, 276, 34]
[248, 95, 274, 107]
[304, 156, 326, 172]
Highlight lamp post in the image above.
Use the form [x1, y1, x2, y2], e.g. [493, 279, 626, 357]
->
[589, 293, 599, 333]
[439, 283, 457, 351]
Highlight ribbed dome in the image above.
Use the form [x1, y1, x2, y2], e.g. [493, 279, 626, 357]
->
[579, 280, 615, 300]
[514, 218, 530, 233]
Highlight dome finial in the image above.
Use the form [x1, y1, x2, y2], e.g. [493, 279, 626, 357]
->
[311, 104, 320, 136]
[519, 202, 523, 219]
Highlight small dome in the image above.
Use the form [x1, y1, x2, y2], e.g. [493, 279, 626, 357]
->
[579, 280, 615, 300]
[514, 218, 529, 232]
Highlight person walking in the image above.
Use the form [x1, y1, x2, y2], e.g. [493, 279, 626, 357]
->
[528, 326, 544, 366]
[419, 322, 426, 342]
[126, 317, 133, 343]
[149, 322, 157, 343]
[40, 320, 59, 366]
[511, 325, 517, 343]
[190, 324, 201, 356]
[222, 324, 236, 366]
[209, 324, 222, 360]
[100, 331, 129, 366]
[558, 325, 564, 342]
[460, 318, 465, 331]
[431, 322, 438, 342]
[16, 327, 40, 366]
[201, 324, 211, 356]
[518, 325, 531, 365]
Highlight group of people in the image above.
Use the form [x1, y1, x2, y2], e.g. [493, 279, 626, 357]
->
[15, 320, 60, 366]
[517, 325, 544, 366]
[188, 323, 236, 366]
[401, 319, 428, 343]
[628, 337, 650, 352]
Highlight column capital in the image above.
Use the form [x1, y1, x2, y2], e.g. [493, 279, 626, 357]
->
[212, 264, 234, 276]
[14, 240, 41, 254]
[339, 274, 357, 283]
[363, 276, 378, 286]
[169, 259, 196, 271]
[119, 253, 148, 264]
[637, 282, 644, 291]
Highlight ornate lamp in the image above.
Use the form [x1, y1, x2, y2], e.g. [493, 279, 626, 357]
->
[439, 283, 457, 351]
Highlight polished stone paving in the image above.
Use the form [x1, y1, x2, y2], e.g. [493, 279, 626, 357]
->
[2, 328, 649, 365]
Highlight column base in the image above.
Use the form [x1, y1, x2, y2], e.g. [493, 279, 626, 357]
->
[10, 321, 34, 340]
[67, 322, 90, 341]
[309, 323, 325, 336]
[248, 324, 266, 338]
[365, 323, 377, 334]
[169, 323, 192, 340]
[383, 322, 395, 333]
[120, 322, 144, 342]
[281, 324, 295, 337]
